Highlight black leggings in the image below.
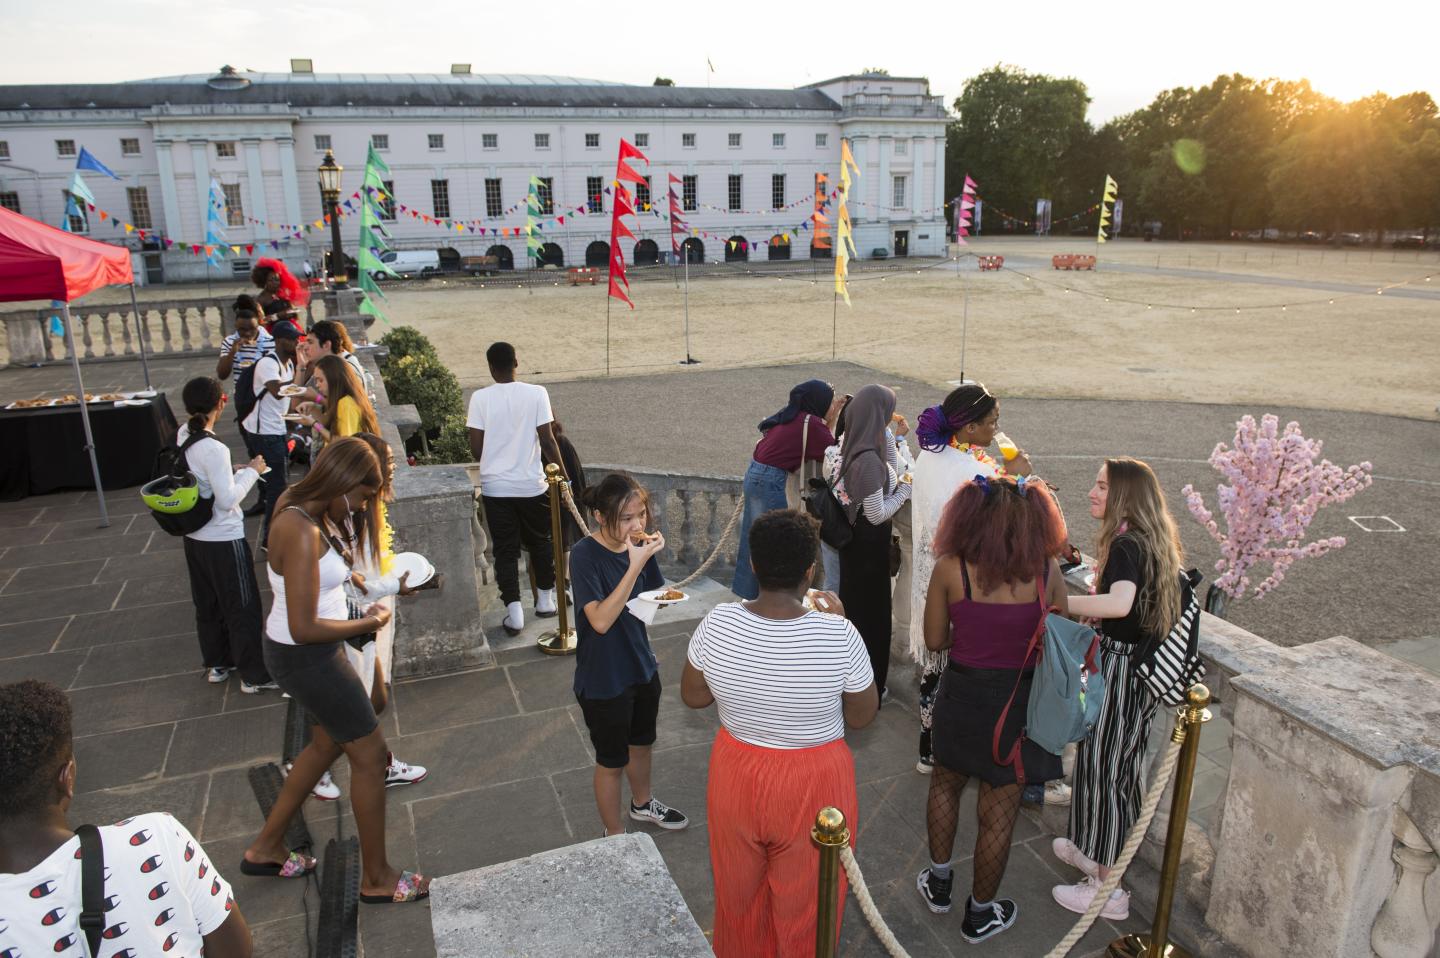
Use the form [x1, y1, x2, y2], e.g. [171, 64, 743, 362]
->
[183, 537, 268, 684]
[839, 513, 892, 696]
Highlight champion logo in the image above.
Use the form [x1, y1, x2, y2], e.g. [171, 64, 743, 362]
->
[41, 907, 65, 926]
[211, 876, 222, 896]
[225, 894, 235, 912]
[183, 841, 195, 862]
[103, 922, 129, 939]
[103, 893, 121, 911]
[52, 934, 78, 952]
[129, 828, 153, 846]
[114, 951, 139, 958]
[197, 861, 208, 879]
[154, 907, 176, 926]
[30, 879, 58, 898]
[149, 881, 170, 900]
[1, 947, 18, 958]
[113, 817, 135, 826]
[141, 854, 163, 873]
[162, 931, 180, 952]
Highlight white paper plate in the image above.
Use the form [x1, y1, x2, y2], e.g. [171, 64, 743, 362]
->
[279, 384, 307, 397]
[391, 551, 435, 587]
[281, 413, 309, 422]
[115, 399, 151, 407]
[638, 588, 689, 605]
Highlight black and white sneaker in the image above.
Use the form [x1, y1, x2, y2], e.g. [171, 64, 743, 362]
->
[629, 797, 688, 830]
[961, 898, 1017, 943]
[916, 867, 953, 914]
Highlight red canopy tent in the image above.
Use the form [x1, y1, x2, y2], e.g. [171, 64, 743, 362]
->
[0, 205, 151, 526]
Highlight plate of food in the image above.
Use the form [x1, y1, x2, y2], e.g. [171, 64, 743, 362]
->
[638, 588, 688, 605]
[279, 384, 308, 397]
[91, 393, 126, 402]
[390, 552, 435, 588]
[6, 398, 52, 410]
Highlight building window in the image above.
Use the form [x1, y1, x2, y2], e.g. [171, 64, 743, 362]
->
[772, 133, 786, 149]
[682, 132, 696, 148]
[431, 179, 451, 219]
[370, 134, 389, 151]
[314, 134, 331, 151]
[634, 176, 652, 211]
[485, 178, 503, 218]
[428, 133, 445, 150]
[482, 133, 498, 150]
[728, 174, 742, 211]
[126, 187, 152, 230]
[892, 175, 907, 208]
[62, 190, 87, 232]
[895, 139, 907, 156]
[537, 177, 554, 215]
[0, 191, 20, 213]
[215, 141, 236, 159]
[585, 133, 600, 149]
[221, 183, 244, 226]
[634, 133, 649, 148]
[0, 140, 10, 160]
[728, 133, 741, 149]
[56, 139, 76, 158]
[586, 176, 604, 214]
[534, 133, 550, 150]
[120, 138, 140, 157]
[682, 175, 697, 212]
[772, 174, 785, 209]
[379, 180, 396, 221]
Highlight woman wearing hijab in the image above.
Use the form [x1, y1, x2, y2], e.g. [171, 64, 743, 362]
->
[829, 384, 911, 700]
[731, 379, 840, 600]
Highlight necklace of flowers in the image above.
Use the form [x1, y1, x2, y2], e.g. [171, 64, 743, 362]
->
[948, 437, 1000, 471]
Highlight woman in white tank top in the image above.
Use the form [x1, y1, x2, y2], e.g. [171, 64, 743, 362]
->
[241, 437, 430, 905]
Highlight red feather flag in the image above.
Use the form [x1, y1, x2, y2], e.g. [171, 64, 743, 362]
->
[608, 140, 649, 311]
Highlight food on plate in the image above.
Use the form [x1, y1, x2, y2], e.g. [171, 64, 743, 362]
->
[10, 398, 53, 409]
[629, 531, 660, 546]
[654, 589, 685, 602]
[93, 392, 126, 402]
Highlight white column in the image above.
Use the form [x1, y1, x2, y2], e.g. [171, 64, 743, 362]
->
[154, 140, 183, 241]
[242, 138, 270, 241]
[911, 136, 924, 223]
[877, 136, 892, 224]
[932, 135, 947, 226]
[188, 140, 210, 244]
[276, 137, 303, 231]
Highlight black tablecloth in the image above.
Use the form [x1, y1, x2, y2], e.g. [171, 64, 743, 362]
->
[0, 394, 178, 501]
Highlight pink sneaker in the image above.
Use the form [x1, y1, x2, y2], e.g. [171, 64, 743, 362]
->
[1052, 877, 1129, 920]
[1051, 837, 1100, 879]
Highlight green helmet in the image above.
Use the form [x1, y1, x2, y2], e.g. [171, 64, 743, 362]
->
[142, 473, 201, 514]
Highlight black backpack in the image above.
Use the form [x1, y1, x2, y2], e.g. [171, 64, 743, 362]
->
[140, 430, 216, 536]
[233, 350, 276, 424]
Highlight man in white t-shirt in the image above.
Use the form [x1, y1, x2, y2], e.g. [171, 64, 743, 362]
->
[240, 322, 310, 548]
[0, 680, 254, 958]
[467, 342, 568, 635]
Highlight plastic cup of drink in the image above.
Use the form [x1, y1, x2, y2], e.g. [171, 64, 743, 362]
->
[994, 432, 1019, 460]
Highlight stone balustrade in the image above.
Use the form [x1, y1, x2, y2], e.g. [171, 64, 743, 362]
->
[583, 463, 743, 580]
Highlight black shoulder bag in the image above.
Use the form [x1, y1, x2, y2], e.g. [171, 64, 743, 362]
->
[77, 824, 106, 957]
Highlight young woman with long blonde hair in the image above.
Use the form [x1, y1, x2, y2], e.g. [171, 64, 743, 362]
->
[1050, 457, 1183, 920]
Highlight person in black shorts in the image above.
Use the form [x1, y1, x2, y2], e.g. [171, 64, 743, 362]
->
[570, 473, 689, 837]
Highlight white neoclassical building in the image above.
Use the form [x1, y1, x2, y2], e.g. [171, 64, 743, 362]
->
[0, 67, 950, 283]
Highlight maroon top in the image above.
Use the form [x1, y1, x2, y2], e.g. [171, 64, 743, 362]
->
[753, 414, 835, 473]
[948, 562, 1047, 670]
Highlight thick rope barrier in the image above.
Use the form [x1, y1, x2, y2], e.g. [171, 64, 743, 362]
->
[835, 736, 1185, 958]
[560, 481, 744, 590]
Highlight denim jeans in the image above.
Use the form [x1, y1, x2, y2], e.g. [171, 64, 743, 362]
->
[252, 432, 289, 545]
[820, 542, 841, 592]
[730, 460, 790, 600]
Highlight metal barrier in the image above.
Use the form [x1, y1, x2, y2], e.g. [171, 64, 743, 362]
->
[537, 463, 577, 656]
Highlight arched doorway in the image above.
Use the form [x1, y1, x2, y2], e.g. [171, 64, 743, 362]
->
[538, 243, 564, 268]
[768, 235, 791, 261]
[633, 239, 659, 266]
[682, 237, 704, 264]
[485, 245, 514, 270]
[809, 242, 833, 259]
[724, 235, 748, 262]
[437, 247, 461, 272]
[585, 241, 610, 267]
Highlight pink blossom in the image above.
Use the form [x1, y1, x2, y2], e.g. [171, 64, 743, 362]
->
[1180, 414, 1372, 601]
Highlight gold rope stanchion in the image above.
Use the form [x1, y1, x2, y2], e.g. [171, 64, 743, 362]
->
[536, 463, 577, 656]
[1107, 684, 1213, 958]
[813, 807, 849, 958]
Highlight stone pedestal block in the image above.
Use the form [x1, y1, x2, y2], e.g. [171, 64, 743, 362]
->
[6, 315, 45, 365]
[321, 287, 370, 344]
[429, 834, 710, 957]
[1206, 637, 1440, 957]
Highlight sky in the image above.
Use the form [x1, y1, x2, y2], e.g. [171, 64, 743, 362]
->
[2, 0, 1435, 123]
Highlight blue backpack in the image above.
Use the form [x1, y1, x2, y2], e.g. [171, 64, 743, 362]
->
[993, 573, 1105, 783]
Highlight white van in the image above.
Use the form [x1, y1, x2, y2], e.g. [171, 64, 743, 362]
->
[374, 249, 440, 279]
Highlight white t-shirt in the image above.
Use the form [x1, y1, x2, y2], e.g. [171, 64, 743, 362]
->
[177, 424, 259, 542]
[0, 812, 233, 958]
[241, 353, 294, 436]
[465, 381, 554, 498]
[687, 602, 873, 749]
[218, 327, 274, 374]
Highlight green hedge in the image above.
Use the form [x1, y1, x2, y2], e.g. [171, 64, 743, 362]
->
[376, 326, 472, 465]
[379, 325, 440, 364]
[417, 412, 473, 465]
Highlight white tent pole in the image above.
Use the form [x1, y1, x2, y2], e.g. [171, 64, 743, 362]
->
[128, 283, 152, 390]
[61, 303, 110, 528]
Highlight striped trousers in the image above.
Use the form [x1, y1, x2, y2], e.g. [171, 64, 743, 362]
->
[182, 536, 268, 685]
[1068, 638, 1160, 866]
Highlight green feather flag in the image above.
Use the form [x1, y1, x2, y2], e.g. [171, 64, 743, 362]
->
[356, 144, 398, 322]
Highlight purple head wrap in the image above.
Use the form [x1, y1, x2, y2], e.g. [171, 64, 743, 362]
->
[914, 385, 996, 452]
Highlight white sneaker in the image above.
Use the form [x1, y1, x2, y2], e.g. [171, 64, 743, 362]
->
[1045, 781, 1073, 806]
[1052, 877, 1129, 920]
[536, 588, 558, 617]
[285, 762, 342, 802]
[1051, 837, 1100, 879]
[502, 601, 525, 636]
[384, 753, 428, 788]
[206, 667, 233, 684]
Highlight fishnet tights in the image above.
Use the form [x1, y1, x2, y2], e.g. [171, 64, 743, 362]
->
[925, 766, 1024, 903]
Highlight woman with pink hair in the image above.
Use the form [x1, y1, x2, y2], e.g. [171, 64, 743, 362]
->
[251, 258, 310, 334]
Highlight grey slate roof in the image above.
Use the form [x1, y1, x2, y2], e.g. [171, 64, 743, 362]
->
[0, 72, 841, 112]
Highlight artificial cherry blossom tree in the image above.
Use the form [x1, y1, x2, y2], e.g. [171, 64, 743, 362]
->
[1181, 414, 1372, 609]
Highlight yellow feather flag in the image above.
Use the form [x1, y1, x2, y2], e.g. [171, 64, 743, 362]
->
[1098, 175, 1118, 243]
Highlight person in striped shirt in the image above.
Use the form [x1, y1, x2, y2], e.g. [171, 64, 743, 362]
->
[683, 509, 877, 957]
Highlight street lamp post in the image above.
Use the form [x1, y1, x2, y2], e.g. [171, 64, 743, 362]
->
[317, 150, 347, 289]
